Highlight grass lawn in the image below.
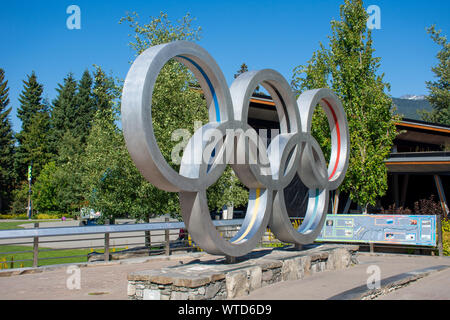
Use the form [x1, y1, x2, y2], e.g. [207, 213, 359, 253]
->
[0, 245, 126, 269]
[0, 220, 99, 268]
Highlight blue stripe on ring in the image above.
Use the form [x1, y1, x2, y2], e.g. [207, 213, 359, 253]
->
[177, 55, 221, 122]
[300, 188, 320, 232]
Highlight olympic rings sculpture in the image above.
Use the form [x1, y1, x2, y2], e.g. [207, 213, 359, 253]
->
[121, 41, 350, 257]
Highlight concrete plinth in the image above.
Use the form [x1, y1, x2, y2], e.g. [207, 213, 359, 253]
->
[127, 244, 359, 300]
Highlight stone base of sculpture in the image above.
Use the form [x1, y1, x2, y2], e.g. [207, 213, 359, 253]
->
[127, 244, 359, 300]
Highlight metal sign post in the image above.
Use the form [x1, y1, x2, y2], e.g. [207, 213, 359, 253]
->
[27, 163, 32, 219]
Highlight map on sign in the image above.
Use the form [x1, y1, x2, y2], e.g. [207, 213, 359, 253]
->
[316, 215, 436, 246]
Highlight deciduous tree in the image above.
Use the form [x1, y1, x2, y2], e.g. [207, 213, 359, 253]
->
[420, 25, 450, 126]
[292, 0, 399, 212]
[119, 12, 248, 222]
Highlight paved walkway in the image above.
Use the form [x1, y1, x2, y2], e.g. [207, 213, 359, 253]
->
[0, 253, 209, 300]
[243, 253, 450, 300]
[0, 251, 449, 300]
[377, 267, 450, 300]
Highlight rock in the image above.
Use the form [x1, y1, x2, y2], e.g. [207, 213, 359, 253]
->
[87, 251, 109, 263]
[281, 257, 304, 281]
[143, 289, 161, 300]
[311, 261, 326, 273]
[210, 273, 226, 282]
[189, 293, 206, 300]
[258, 259, 283, 271]
[262, 270, 273, 282]
[127, 283, 136, 296]
[111, 247, 150, 260]
[173, 275, 211, 288]
[205, 282, 222, 299]
[171, 291, 189, 300]
[148, 274, 174, 285]
[246, 266, 262, 291]
[327, 248, 351, 270]
[310, 251, 329, 262]
[198, 287, 206, 295]
[300, 256, 311, 276]
[226, 270, 249, 299]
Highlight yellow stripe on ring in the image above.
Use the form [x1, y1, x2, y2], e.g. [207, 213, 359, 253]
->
[232, 188, 261, 244]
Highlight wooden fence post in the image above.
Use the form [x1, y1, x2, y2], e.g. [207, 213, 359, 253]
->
[33, 222, 39, 268]
[104, 219, 110, 262]
[145, 230, 152, 248]
[165, 217, 170, 256]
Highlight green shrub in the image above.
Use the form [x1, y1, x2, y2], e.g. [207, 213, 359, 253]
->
[0, 214, 30, 220]
[443, 218, 450, 232]
[0, 212, 72, 220]
[35, 213, 59, 220]
[9, 181, 29, 215]
[443, 218, 450, 256]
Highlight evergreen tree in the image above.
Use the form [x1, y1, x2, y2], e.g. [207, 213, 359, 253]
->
[37, 71, 93, 214]
[15, 72, 52, 181]
[234, 63, 259, 92]
[420, 25, 450, 125]
[17, 72, 43, 131]
[74, 70, 95, 143]
[18, 103, 52, 179]
[0, 68, 16, 212]
[12, 100, 52, 216]
[35, 68, 117, 216]
[234, 63, 249, 79]
[292, 0, 399, 212]
[92, 66, 118, 120]
[50, 73, 78, 155]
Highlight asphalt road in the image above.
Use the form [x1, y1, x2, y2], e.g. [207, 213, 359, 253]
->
[0, 218, 182, 249]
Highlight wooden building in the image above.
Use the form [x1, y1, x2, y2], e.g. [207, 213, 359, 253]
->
[247, 93, 450, 217]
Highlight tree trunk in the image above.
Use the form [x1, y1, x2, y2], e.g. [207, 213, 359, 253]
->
[145, 213, 151, 248]
[363, 204, 368, 214]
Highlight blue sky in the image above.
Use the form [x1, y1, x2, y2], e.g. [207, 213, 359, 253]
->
[1, 0, 449, 133]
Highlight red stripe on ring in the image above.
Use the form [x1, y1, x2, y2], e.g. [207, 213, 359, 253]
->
[323, 99, 340, 180]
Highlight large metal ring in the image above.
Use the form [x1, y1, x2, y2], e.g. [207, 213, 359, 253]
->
[121, 41, 234, 192]
[122, 41, 350, 257]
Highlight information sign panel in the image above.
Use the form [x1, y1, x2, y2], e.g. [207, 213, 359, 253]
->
[316, 215, 436, 246]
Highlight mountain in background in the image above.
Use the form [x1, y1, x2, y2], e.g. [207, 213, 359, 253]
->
[392, 96, 432, 121]
[399, 94, 427, 101]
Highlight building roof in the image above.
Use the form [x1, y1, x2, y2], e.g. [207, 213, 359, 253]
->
[385, 152, 450, 174]
[248, 95, 450, 175]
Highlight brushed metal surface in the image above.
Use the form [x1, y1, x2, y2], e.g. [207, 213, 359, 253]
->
[122, 41, 350, 257]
